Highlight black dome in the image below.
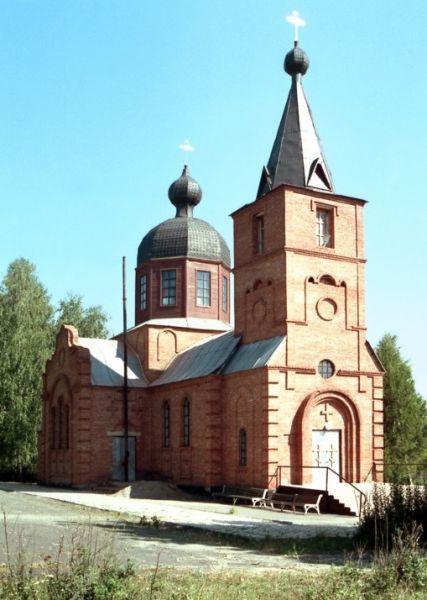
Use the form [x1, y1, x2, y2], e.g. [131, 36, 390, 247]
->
[284, 45, 309, 76]
[137, 217, 230, 266]
[168, 165, 202, 208]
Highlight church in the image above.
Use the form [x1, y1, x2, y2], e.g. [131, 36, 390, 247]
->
[38, 33, 384, 494]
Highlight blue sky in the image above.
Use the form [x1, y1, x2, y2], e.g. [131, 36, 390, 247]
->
[0, 1, 426, 396]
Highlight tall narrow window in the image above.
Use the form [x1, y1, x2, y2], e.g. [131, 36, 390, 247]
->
[254, 214, 264, 254]
[64, 405, 69, 449]
[316, 208, 332, 247]
[58, 397, 63, 449]
[182, 398, 190, 447]
[222, 276, 228, 312]
[51, 407, 56, 449]
[239, 428, 247, 467]
[196, 271, 211, 307]
[140, 274, 147, 310]
[163, 402, 170, 448]
[161, 270, 176, 306]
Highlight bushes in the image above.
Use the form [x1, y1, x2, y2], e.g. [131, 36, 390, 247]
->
[357, 483, 427, 549]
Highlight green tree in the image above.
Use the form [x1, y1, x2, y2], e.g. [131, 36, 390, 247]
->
[0, 259, 54, 476]
[376, 333, 427, 483]
[55, 293, 108, 338]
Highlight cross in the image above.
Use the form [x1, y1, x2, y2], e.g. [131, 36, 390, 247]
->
[320, 403, 333, 423]
[285, 10, 306, 43]
[178, 139, 195, 166]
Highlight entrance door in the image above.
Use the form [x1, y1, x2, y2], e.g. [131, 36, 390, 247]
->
[311, 430, 340, 488]
[112, 436, 136, 481]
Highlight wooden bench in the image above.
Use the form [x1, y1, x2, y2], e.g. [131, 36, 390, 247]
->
[269, 492, 297, 512]
[293, 492, 323, 515]
[212, 485, 270, 507]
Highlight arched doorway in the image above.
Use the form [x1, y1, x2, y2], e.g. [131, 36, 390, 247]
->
[294, 391, 360, 486]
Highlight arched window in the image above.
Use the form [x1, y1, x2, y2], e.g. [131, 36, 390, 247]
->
[163, 402, 170, 448]
[239, 428, 247, 467]
[182, 398, 190, 447]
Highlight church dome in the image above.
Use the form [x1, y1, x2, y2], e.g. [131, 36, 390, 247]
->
[284, 44, 309, 76]
[137, 165, 230, 267]
[137, 217, 230, 265]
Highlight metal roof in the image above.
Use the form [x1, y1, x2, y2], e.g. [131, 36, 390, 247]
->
[221, 335, 285, 374]
[152, 331, 240, 386]
[257, 44, 333, 198]
[137, 217, 230, 266]
[79, 338, 147, 388]
[151, 332, 285, 387]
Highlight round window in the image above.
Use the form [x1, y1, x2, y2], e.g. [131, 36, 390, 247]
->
[318, 360, 334, 379]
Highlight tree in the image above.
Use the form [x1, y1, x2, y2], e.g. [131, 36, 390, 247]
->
[0, 259, 54, 476]
[55, 293, 108, 338]
[376, 333, 427, 483]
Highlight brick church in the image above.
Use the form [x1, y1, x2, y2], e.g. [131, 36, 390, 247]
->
[38, 36, 384, 491]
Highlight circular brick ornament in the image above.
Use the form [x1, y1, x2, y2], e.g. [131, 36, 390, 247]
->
[316, 297, 337, 321]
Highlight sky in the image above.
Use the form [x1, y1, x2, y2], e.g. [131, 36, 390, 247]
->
[0, 1, 426, 396]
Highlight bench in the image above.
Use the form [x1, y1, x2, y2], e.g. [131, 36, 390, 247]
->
[269, 492, 297, 512]
[212, 485, 270, 507]
[293, 492, 323, 515]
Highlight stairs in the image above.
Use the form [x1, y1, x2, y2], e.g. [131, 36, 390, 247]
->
[277, 484, 360, 516]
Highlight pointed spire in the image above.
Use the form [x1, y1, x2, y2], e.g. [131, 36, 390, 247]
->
[257, 34, 334, 198]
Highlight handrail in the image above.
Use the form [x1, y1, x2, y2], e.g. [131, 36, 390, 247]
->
[269, 464, 367, 517]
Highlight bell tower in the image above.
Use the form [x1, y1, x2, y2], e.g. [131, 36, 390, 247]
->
[231, 18, 384, 483]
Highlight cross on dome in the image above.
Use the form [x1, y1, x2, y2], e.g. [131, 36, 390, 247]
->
[285, 10, 306, 43]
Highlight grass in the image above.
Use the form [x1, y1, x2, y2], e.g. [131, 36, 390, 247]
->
[2, 491, 427, 599]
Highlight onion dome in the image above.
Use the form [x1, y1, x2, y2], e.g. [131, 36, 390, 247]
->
[168, 165, 202, 216]
[137, 166, 230, 267]
[284, 42, 309, 76]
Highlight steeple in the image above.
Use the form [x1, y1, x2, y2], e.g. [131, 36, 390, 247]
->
[256, 21, 333, 199]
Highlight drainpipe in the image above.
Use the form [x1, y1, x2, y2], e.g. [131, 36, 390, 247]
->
[122, 256, 129, 482]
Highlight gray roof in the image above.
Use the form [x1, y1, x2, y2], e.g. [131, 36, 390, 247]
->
[152, 331, 239, 386]
[221, 335, 284, 374]
[137, 217, 230, 266]
[79, 338, 147, 387]
[257, 44, 333, 198]
[151, 332, 285, 387]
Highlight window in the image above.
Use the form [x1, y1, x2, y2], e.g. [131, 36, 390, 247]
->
[161, 270, 176, 306]
[182, 398, 190, 447]
[140, 274, 147, 310]
[254, 214, 264, 254]
[196, 271, 211, 307]
[163, 402, 170, 448]
[316, 208, 332, 247]
[239, 429, 247, 467]
[51, 407, 56, 449]
[222, 276, 228, 312]
[318, 360, 335, 379]
[51, 397, 69, 449]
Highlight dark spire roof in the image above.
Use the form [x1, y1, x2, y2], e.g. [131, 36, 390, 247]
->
[256, 42, 334, 199]
[137, 165, 230, 266]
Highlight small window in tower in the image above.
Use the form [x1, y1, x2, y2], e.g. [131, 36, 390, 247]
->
[318, 359, 335, 379]
[254, 214, 265, 254]
[161, 270, 176, 306]
[140, 274, 147, 310]
[239, 428, 247, 467]
[316, 208, 333, 248]
[196, 271, 211, 307]
[222, 276, 228, 312]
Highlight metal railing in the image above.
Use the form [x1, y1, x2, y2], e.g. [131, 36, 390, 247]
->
[269, 464, 367, 517]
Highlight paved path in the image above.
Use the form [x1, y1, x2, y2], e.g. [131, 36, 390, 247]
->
[0, 482, 358, 540]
